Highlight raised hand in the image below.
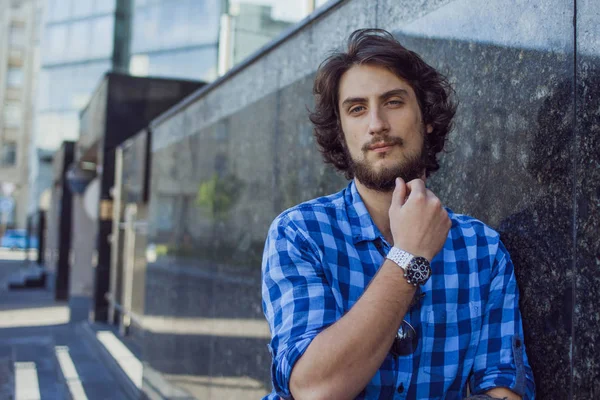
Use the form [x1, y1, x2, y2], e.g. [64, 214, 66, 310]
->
[388, 178, 451, 261]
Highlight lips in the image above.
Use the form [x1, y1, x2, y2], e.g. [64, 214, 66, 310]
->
[368, 142, 395, 151]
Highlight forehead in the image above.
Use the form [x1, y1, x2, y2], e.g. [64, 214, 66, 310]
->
[338, 64, 414, 104]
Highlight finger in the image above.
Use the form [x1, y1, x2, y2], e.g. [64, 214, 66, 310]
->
[406, 179, 426, 196]
[425, 189, 439, 201]
[392, 177, 407, 207]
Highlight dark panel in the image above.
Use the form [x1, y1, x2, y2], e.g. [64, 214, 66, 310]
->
[82, 74, 205, 322]
[144, 91, 283, 398]
[404, 34, 575, 399]
[79, 79, 109, 153]
[37, 211, 46, 266]
[121, 131, 149, 205]
[573, 0, 600, 397]
[104, 74, 204, 151]
[53, 142, 75, 301]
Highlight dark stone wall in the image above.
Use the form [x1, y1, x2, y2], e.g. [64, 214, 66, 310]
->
[574, 0, 600, 397]
[139, 1, 599, 399]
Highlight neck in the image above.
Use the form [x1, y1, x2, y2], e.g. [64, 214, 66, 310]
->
[354, 174, 427, 245]
[354, 179, 395, 244]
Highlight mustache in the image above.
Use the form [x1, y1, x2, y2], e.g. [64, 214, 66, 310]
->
[361, 136, 404, 152]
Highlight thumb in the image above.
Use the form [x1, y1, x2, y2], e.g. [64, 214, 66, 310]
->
[392, 177, 407, 208]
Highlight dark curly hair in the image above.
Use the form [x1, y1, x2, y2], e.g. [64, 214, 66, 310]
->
[309, 29, 457, 179]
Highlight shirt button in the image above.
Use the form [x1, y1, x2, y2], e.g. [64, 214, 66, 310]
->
[397, 383, 404, 393]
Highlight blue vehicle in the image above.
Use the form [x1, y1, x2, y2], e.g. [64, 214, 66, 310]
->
[1, 229, 38, 250]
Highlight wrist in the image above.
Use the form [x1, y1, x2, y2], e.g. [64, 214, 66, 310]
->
[386, 247, 432, 287]
[390, 242, 433, 263]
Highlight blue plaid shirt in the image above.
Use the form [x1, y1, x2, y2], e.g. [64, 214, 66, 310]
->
[262, 181, 535, 399]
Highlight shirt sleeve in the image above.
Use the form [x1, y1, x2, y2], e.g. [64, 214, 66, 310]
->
[262, 215, 339, 399]
[470, 241, 536, 399]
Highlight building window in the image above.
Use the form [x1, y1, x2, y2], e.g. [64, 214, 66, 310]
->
[68, 21, 92, 60]
[6, 67, 24, 88]
[95, 0, 116, 15]
[0, 142, 17, 167]
[136, 46, 218, 81]
[9, 24, 25, 48]
[47, 0, 72, 22]
[3, 102, 22, 128]
[44, 24, 68, 63]
[72, 0, 94, 18]
[89, 15, 115, 58]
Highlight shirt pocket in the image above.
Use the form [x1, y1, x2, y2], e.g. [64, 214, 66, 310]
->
[419, 302, 483, 396]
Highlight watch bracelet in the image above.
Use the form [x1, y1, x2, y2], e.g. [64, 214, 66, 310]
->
[386, 247, 413, 270]
[387, 247, 420, 287]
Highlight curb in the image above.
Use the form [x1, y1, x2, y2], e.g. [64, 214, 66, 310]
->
[76, 322, 141, 400]
[0, 355, 14, 400]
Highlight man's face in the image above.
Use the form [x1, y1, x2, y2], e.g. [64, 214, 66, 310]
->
[338, 64, 432, 192]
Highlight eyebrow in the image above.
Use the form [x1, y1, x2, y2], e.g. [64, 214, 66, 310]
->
[341, 88, 410, 109]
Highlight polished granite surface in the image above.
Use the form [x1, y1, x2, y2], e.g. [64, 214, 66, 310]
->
[138, 1, 598, 399]
[573, 0, 600, 397]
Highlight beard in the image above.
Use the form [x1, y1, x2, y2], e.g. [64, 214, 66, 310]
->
[344, 135, 428, 193]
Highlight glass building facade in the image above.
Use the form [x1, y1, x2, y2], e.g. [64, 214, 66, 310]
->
[220, 0, 331, 73]
[129, 0, 222, 81]
[28, 0, 124, 215]
[36, 0, 117, 150]
[29, 0, 333, 214]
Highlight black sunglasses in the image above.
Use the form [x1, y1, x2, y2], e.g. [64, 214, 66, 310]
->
[390, 289, 424, 357]
[391, 320, 418, 357]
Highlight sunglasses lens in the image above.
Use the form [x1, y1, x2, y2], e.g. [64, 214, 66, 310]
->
[391, 320, 418, 356]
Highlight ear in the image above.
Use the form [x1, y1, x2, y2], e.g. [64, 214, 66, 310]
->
[426, 124, 433, 134]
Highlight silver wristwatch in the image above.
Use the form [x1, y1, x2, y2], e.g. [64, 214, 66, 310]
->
[386, 247, 432, 286]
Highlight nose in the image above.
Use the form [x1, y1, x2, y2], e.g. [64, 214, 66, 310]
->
[368, 107, 389, 135]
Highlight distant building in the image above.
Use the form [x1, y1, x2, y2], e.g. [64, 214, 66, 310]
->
[230, 3, 293, 65]
[27, 0, 130, 217]
[219, 1, 312, 75]
[28, 0, 226, 218]
[128, 0, 222, 81]
[0, 0, 42, 229]
[27, 0, 328, 220]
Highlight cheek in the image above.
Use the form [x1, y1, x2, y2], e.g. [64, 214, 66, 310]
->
[347, 135, 364, 156]
[340, 122, 361, 151]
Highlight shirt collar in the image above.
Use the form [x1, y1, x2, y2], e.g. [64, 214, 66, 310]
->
[344, 180, 385, 244]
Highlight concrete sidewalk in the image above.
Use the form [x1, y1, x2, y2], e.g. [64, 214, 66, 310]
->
[0, 285, 128, 399]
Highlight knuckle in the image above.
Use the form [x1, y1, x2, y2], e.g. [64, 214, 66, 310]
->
[414, 193, 426, 202]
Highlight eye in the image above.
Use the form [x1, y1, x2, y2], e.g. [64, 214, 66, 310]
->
[387, 99, 403, 106]
[349, 105, 365, 114]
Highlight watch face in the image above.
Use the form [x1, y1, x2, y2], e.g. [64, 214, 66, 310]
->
[406, 257, 431, 285]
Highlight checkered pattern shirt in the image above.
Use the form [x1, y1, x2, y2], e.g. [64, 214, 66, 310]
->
[262, 180, 535, 399]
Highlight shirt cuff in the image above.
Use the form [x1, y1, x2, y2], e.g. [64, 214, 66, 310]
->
[471, 336, 535, 399]
[471, 363, 519, 394]
[270, 335, 315, 399]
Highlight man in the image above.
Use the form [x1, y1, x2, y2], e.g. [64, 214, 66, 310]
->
[261, 29, 535, 400]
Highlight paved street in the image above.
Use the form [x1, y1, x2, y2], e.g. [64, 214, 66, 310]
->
[0, 258, 128, 400]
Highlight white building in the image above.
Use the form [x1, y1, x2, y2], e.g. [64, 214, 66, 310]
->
[0, 0, 42, 229]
